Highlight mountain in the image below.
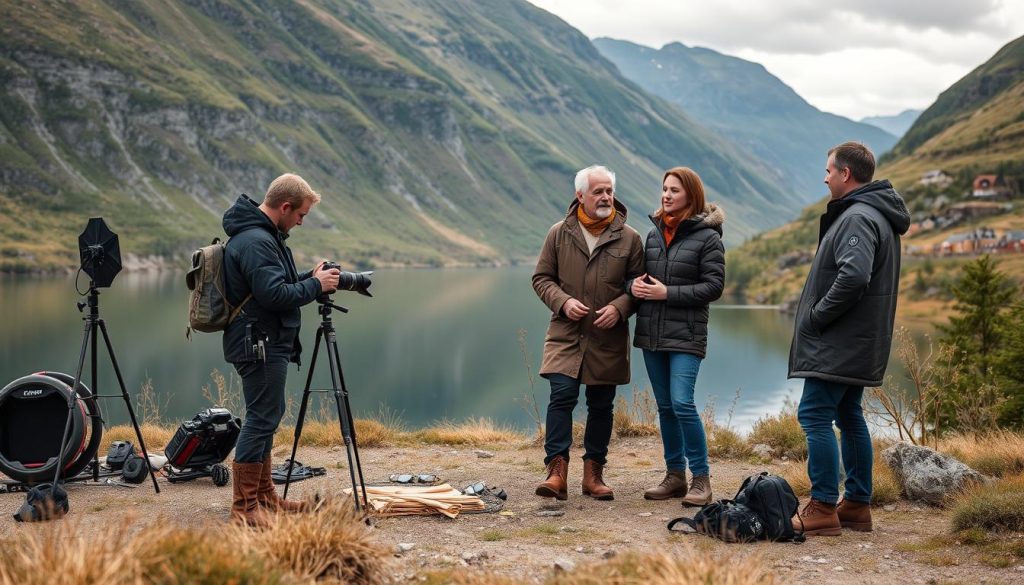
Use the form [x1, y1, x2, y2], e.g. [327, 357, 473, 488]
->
[593, 38, 899, 205]
[860, 109, 922, 139]
[0, 0, 799, 272]
[726, 35, 1024, 312]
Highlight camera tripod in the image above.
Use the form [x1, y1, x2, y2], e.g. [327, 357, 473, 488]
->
[283, 295, 368, 512]
[52, 282, 161, 493]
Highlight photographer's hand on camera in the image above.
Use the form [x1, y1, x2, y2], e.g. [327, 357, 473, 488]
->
[313, 261, 341, 294]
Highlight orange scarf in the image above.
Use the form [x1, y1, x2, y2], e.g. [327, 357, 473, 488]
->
[576, 205, 616, 236]
[661, 212, 685, 247]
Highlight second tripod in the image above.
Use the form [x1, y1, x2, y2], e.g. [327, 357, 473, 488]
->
[283, 296, 368, 512]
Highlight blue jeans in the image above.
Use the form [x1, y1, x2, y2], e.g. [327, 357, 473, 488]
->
[642, 350, 709, 476]
[543, 374, 615, 465]
[797, 378, 873, 504]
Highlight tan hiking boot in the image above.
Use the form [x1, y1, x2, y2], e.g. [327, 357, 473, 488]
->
[258, 455, 309, 513]
[535, 455, 568, 500]
[792, 499, 841, 536]
[681, 474, 712, 507]
[581, 459, 614, 500]
[232, 461, 271, 528]
[837, 499, 873, 532]
[644, 471, 688, 500]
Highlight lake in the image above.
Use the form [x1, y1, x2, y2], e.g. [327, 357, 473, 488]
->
[0, 268, 811, 434]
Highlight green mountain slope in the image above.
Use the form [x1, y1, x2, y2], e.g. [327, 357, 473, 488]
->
[727, 35, 1024, 310]
[0, 0, 796, 271]
[593, 38, 899, 205]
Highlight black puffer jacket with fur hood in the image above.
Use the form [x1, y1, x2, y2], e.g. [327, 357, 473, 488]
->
[630, 204, 726, 358]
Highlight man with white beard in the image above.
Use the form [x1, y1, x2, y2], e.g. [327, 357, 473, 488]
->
[532, 165, 644, 501]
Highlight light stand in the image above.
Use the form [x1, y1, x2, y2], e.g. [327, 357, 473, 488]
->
[283, 295, 368, 512]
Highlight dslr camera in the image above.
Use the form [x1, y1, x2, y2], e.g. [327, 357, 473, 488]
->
[322, 261, 373, 297]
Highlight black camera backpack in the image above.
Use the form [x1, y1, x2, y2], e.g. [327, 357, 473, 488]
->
[667, 499, 764, 543]
[734, 472, 805, 542]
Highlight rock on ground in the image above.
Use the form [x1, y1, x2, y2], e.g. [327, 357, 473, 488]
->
[882, 442, 988, 506]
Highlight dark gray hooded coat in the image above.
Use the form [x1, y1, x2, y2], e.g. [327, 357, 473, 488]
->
[631, 203, 726, 358]
[788, 180, 911, 386]
[221, 194, 321, 364]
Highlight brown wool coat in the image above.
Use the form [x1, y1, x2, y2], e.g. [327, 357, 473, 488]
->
[532, 199, 645, 385]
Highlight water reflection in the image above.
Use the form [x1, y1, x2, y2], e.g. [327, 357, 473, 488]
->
[0, 269, 897, 433]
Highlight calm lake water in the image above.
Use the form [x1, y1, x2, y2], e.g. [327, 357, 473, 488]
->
[1, 268, 814, 433]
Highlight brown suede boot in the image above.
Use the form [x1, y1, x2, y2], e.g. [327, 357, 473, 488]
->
[837, 499, 873, 532]
[644, 471, 687, 500]
[680, 474, 712, 507]
[232, 461, 271, 528]
[535, 455, 568, 500]
[792, 499, 841, 536]
[258, 455, 309, 513]
[581, 459, 614, 500]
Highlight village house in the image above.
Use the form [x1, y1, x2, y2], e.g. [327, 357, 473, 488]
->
[919, 169, 953, 187]
[940, 227, 998, 255]
[972, 174, 1013, 198]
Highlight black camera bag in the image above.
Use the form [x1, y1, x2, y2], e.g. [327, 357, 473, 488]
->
[734, 472, 805, 542]
[164, 408, 241, 468]
[667, 499, 764, 543]
[106, 440, 136, 471]
[13, 482, 69, 522]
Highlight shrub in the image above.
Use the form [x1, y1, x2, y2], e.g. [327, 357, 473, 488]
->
[747, 405, 806, 460]
[950, 474, 1024, 532]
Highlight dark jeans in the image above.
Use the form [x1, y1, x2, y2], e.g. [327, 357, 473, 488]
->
[643, 350, 709, 476]
[233, 355, 291, 463]
[543, 373, 615, 465]
[797, 377, 873, 505]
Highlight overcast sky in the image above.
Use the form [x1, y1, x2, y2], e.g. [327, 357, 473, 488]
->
[527, 0, 1024, 120]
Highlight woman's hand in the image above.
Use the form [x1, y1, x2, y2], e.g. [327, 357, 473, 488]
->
[632, 274, 667, 300]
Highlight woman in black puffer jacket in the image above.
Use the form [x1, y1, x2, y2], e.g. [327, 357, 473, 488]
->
[630, 166, 725, 507]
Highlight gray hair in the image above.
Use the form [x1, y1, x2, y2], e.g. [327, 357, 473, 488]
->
[574, 165, 616, 194]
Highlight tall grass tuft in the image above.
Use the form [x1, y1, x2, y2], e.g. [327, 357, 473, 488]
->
[614, 388, 660, 438]
[227, 496, 390, 584]
[747, 399, 806, 460]
[950, 474, 1024, 532]
[702, 393, 752, 459]
[104, 423, 176, 451]
[414, 417, 525, 446]
[938, 431, 1024, 477]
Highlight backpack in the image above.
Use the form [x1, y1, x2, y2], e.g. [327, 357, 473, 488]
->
[185, 238, 251, 338]
[13, 483, 69, 522]
[667, 499, 764, 543]
[734, 472, 805, 542]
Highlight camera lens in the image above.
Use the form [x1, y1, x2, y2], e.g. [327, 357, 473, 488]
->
[337, 270, 373, 297]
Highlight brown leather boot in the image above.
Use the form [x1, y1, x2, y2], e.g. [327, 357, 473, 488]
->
[581, 459, 614, 500]
[535, 455, 568, 500]
[232, 461, 271, 528]
[837, 499, 873, 532]
[792, 499, 841, 536]
[644, 470, 688, 500]
[258, 455, 309, 513]
[680, 474, 712, 507]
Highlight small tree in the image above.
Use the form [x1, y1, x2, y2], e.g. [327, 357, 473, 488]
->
[936, 255, 1016, 430]
[994, 303, 1024, 429]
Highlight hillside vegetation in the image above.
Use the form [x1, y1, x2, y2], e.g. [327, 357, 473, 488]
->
[727, 35, 1024, 312]
[0, 0, 797, 272]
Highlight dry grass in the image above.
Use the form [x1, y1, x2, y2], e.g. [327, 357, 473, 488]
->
[706, 426, 752, 459]
[778, 450, 901, 505]
[950, 473, 1024, 532]
[414, 417, 525, 446]
[747, 407, 806, 460]
[613, 389, 660, 438]
[938, 431, 1024, 477]
[104, 423, 176, 451]
[419, 549, 775, 584]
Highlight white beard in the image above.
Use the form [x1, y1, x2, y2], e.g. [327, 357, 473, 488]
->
[594, 206, 613, 219]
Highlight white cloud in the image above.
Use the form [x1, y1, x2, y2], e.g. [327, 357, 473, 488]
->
[528, 0, 1024, 119]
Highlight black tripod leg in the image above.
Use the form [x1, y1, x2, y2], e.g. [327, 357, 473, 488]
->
[284, 327, 323, 500]
[326, 335, 365, 512]
[99, 320, 160, 494]
[52, 318, 94, 487]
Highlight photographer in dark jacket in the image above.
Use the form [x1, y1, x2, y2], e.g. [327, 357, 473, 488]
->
[222, 173, 339, 526]
[789, 143, 910, 536]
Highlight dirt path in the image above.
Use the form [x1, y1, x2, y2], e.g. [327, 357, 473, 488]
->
[1, 437, 1020, 583]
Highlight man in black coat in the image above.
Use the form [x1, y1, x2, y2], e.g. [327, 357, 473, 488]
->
[221, 173, 339, 526]
[789, 142, 910, 536]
